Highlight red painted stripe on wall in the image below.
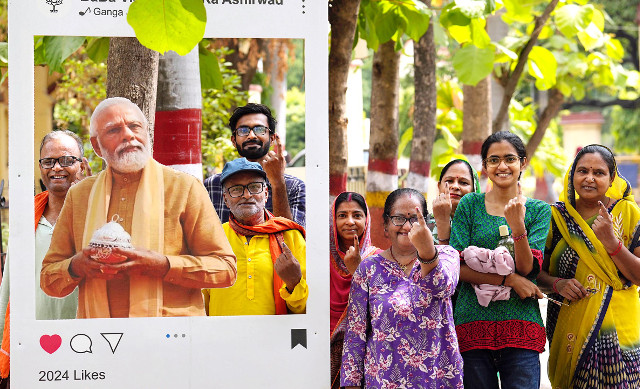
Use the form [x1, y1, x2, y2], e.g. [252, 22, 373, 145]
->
[154, 108, 202, 165]
[409, 160, 430, 176]
[368, 158, 398, 175]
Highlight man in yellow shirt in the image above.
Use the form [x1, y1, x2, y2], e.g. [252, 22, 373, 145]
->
[41, 97, 237, 318]
[204, 158, 307, 315]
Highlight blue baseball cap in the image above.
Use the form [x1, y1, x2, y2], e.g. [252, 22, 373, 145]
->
[220, 158, 266, 185]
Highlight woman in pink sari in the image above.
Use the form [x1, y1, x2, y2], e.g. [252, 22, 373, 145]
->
[330, 192, 380, 388]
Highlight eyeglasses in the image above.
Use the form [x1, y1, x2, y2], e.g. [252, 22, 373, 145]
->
[39, 156, 82, 169]
[235, 125, 270, 137]
[388, 215, 418, 227]
[483, 155, 522, 168]
[226, 182, 266, 198]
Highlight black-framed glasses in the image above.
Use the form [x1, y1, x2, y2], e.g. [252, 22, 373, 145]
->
[235, 125, 270, 137]
[39, 156, 82, 169]
[389, 215, 418, 227]
[226, 182, 265, 198]
[483, 155, 522, 168]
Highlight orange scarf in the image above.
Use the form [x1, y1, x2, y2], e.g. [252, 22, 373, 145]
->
[0, 191, 49, 378]
[228, 210, 305, 315]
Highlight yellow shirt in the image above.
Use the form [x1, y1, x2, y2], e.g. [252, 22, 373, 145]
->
[204, 223, 307, 315]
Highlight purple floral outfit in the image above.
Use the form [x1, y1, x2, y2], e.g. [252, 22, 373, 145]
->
[340, 246, 463, 388]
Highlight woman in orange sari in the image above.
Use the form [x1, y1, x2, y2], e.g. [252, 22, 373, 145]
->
[330, 192, 380, 388]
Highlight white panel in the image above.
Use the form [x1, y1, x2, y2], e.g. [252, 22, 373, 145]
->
[8, 0, 328, 387]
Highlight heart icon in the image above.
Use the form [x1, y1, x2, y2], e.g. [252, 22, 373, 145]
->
[40, 334, 62, 354]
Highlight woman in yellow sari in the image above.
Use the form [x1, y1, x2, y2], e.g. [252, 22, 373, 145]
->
[538, 145, 640, 388]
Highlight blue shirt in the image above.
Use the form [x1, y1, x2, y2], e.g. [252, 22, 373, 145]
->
[204, 173, 306, 228]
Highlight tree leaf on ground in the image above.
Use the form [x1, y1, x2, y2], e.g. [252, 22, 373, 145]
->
[127, 0, 206, 56]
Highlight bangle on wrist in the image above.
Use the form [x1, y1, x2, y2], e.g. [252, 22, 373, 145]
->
[500, 275, 507, 286]
[437, 237, 450, 243]
[417, 248, 439, 265]
[512, 231, 528, 242]
[608, 240, 623, 257]
[552, 278, 563, 294]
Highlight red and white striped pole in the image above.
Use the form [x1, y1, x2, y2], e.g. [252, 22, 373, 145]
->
[153, 48, 203, 180]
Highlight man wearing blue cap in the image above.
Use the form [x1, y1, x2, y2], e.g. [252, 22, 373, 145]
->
[203, 158, 307, 315]
[204, 103, 305, 227]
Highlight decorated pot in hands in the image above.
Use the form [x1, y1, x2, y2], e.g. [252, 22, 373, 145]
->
[88, 218, 132, 264]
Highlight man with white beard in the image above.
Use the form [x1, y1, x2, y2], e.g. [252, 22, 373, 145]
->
[41, 97, 237, 318]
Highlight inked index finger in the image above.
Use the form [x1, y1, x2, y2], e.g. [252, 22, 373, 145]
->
[353, 235, 360, 252]
[597, 201, 609, 217]
[415, 207, 427, 227]
[280, 241, 292, 255]
[274, 133, 283, 156]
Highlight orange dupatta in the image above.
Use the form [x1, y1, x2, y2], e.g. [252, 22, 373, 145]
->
[0, 191, 49, 378]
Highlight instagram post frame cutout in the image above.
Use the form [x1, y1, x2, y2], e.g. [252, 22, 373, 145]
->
[8, 1, 328, 388]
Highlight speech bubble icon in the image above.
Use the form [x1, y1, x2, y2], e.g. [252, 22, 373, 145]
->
[70, 334, 93, 354]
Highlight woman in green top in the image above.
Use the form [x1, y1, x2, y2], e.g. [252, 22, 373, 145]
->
[450, 131, 551, 389]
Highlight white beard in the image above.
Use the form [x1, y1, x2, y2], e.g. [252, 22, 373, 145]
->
[101, 140, 150, 173]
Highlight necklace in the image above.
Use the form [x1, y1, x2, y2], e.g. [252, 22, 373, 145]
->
[389, 246, 417, 272]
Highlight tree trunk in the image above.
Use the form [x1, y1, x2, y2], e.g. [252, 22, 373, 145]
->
[462, 78, 491, 177]
[492, 0, 559, 132]
[266, 39, 289, 149]
[367, 41, 401, 249]
[328, 0, 361, 197]
[154, 47, 203, 180]
[409, 12, 436, 195]
[106, 37, 159, 147]
[214, 38, 266, 91]
[526, 88, 564, 158]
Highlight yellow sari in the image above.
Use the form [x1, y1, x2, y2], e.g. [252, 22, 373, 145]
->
[546, 167, 640, 388]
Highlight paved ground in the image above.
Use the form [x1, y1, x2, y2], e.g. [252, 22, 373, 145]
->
[539, 299, 552, 389]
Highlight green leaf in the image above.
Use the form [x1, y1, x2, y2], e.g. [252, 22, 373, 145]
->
[576, 8, 604, 51]
[127, 0, 206, 56]
[439, 3, 471, 29]
[527, 46, 556, 89]
[493, 42, 518, 63]
[605, 38, 624, 62]
[199, 44, 222, 90]
[42, 36, 86, 73]
[470, 18, 490, 48]
[398, 126, 413, 155]
[402, 6, 430, 42]
[452, 43, 495, 86]
[0, 43, 7, 66]
[554, 4, 592, 39]
[374, 6, 400, 44]
[86, 37, 110, 64]
[502, 0, 535, 23]
[34, 37, 45, 66]
[448, 24, 471, 44]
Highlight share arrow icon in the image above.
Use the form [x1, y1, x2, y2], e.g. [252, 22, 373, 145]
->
[101, 333, 123, 354]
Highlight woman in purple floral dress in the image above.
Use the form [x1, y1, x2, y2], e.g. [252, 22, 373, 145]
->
[340, 188, 463, 388]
